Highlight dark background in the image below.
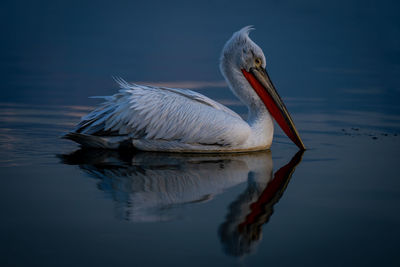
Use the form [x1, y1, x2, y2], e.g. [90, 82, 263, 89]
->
[1, 0, 399, 113]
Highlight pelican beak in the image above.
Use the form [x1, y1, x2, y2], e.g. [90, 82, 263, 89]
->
[242, 67, 306, 150]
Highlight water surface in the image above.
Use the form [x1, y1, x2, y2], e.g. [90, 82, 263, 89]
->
[1, 1, 400, 266]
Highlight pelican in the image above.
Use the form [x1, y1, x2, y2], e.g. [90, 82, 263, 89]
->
[64, 26, 305, 152]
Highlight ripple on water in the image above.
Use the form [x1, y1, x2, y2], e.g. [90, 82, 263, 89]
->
[1, 100, 399, 167]
[0, 103, 94, 167]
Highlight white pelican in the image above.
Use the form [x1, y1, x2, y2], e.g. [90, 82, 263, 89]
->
[64, 26, 305, 152]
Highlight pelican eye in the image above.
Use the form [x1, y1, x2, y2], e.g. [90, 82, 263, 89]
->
[255, 58, 262, 67]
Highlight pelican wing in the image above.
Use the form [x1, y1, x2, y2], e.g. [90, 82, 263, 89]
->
[74, 78, 250, 147]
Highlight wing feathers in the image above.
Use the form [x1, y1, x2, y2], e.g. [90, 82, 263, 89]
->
[73, 79, 250, 146]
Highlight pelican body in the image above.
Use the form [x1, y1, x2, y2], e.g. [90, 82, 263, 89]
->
[64, 26, 305, 152]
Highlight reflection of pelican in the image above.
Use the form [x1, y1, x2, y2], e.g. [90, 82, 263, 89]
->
[218, 150, 303, 257]
[61, 149, 303, 255]
[64, 26, 305, 152]
[60, 149, 274, 222]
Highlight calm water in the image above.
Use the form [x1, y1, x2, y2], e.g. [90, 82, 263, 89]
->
[1, 1, 400, 266]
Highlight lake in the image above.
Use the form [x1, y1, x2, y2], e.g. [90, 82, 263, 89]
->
[1, 1, 400, 266]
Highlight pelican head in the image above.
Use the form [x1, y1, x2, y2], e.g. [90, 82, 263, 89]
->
[220, 26, 305, 150]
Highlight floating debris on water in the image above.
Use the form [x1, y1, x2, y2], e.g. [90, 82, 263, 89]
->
[341, 127, 399, 140]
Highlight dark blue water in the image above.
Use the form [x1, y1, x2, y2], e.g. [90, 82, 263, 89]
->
[1, 1, 400, 266]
